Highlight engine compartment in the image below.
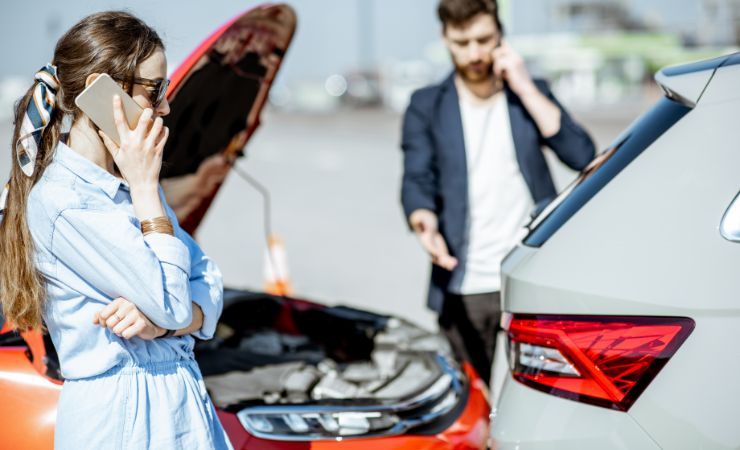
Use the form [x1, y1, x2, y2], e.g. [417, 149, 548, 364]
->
[195, 289, 457, 411]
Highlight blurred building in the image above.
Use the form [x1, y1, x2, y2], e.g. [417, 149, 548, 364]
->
[497, 0, 739, 108]
[289, 0, 740, 111]
[1, 0, 737, 115]
[506, 0, 738, 47]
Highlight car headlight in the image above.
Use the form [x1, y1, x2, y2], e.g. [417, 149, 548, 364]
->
[236, 355, 464, 441]
[237, 410, 400, 440]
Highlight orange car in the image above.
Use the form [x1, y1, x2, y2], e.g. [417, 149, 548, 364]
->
[0, 292, 489, 449]
[0, 4, 490, 449]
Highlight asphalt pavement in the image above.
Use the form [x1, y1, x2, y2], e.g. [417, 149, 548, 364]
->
[0, 103, 647, 330]
[192, 105, 644, 330]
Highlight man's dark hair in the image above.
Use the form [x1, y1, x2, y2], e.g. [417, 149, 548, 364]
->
[437, 0, 504, 34]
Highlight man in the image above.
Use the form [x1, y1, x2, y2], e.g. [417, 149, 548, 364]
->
[400, 0, 595, 385]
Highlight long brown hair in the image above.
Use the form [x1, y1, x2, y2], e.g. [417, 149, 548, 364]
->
[0, 11, 163, 330]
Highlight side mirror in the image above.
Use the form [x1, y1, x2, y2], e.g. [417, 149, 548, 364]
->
[720, 191, 740, 242]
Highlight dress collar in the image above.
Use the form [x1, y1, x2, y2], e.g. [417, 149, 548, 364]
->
[54, 140, 124, 199]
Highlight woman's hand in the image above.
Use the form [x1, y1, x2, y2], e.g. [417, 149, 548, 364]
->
[98, 95, 169, 192]
[99, 95, 168, 220]
[173, 303, 203, 337]
[94, 297, 165, 340]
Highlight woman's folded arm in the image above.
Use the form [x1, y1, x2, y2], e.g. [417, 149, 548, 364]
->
[51, 206, 193, 330]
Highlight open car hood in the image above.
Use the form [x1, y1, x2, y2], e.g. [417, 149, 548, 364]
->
[161, 4, 296, 234]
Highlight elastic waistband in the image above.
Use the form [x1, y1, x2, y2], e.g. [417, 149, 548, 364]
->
[116, 358, 197, 373]
[64, 358, 200, 383]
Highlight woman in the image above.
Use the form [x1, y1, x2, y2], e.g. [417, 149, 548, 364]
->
[0, 11, 231, 450]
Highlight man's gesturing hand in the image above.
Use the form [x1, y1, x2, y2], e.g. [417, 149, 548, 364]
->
[409, 209, 458, 271]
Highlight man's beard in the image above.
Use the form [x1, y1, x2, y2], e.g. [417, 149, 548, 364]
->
[455, 60, 493, 83]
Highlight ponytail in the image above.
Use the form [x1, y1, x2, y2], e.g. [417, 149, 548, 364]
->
[0, 67, 63, 331]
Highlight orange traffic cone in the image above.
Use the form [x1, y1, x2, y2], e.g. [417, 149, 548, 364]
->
[263, 234, 293, 296]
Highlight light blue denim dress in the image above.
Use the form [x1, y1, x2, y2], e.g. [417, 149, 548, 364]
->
[27, 141, 233, 450]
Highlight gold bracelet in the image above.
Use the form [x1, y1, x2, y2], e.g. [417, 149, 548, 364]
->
[140, 216, 174, 236]
[142, 222, 174, 236]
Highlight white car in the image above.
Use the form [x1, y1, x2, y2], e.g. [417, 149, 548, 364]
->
[491, 53, 740, 449]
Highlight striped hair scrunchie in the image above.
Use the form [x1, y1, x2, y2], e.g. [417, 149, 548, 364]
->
[17, 64, 60, 177]
[0, 64, 59, 221]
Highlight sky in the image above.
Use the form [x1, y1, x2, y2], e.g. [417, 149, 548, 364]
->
[1, 0, 733, 115]
[2, 0, 732, 86]
[0, 0, 443, 85]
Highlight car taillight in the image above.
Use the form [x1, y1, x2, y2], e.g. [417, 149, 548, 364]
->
[503, 313, 694, 411]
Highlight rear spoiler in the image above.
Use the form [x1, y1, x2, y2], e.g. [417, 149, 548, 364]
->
[655, 53, 740, 107]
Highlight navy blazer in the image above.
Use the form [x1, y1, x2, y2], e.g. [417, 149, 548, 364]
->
[401, 72, 595, 313]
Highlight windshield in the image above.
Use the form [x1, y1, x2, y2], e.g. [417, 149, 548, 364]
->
[524, 97, 691, 247]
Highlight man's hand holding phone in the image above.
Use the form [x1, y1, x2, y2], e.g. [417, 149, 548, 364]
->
[492, 41, 537, 98]
[492, 41, 561, 137]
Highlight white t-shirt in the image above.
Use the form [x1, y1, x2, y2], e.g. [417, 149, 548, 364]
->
[449, 88, 534, 294]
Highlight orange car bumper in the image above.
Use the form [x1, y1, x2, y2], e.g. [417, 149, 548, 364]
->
[221, 363, 491, 450]
[0, 344, 489, 450]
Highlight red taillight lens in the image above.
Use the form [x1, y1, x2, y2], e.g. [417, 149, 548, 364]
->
[504, 314, 694, 411]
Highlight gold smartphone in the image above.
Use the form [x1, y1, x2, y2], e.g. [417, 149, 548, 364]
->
[74, 73, 143, 146]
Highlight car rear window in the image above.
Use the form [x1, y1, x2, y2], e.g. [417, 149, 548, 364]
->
[524, 97, 691, 247]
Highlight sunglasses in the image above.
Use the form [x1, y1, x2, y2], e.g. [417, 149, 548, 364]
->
[112, 75, 170, 108]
